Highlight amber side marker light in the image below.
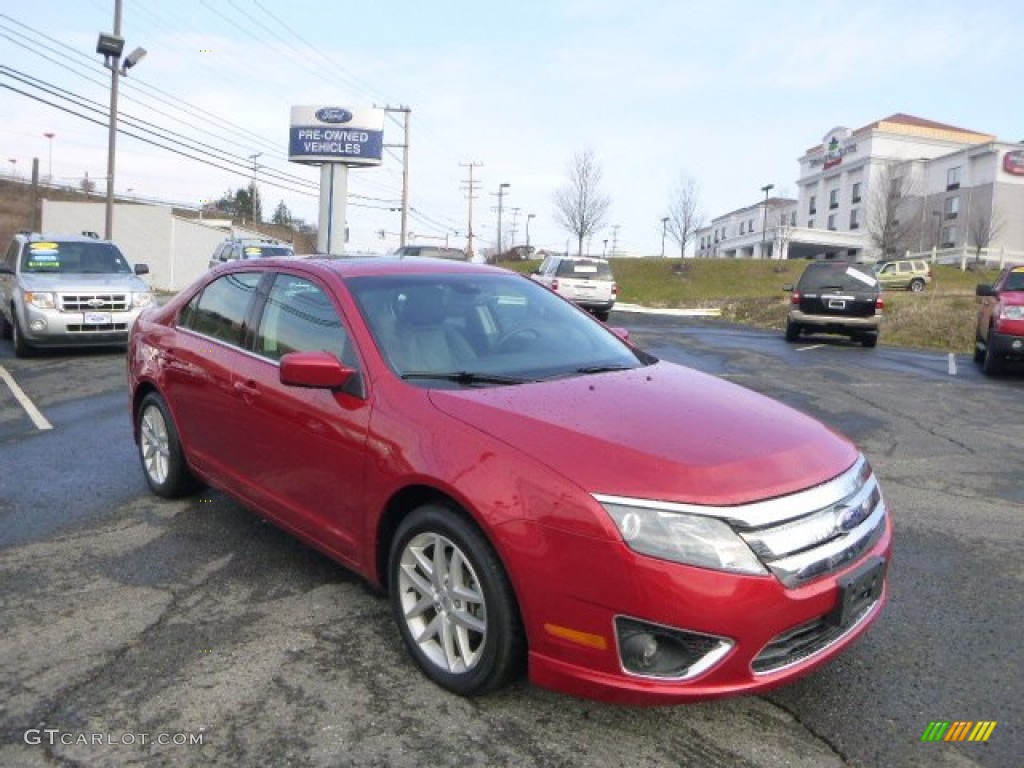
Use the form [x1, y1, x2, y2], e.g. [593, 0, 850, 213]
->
[543, 623, 608, 650]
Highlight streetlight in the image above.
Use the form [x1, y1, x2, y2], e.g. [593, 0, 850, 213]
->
[97, 0, 147, 239]
[43, 132, 55, 182]
[526, 213, 536, 250]
[248, 152, 262, 224]
[496, 182, 510, 257]
[660, 216, 669, 258]
[760, 183, 775, 257]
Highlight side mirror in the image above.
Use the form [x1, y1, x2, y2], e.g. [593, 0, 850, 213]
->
[280, 351, 354, 389]
[975, 284, 995, 297]
[134, 263, 150, 275]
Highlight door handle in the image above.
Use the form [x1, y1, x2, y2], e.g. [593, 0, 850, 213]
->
[233, 380, 260, 400]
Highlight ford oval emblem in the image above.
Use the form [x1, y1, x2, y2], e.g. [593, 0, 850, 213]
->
[316, 108, 353, 124]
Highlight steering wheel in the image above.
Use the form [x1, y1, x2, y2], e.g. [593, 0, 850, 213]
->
[494, 327, 541, 353]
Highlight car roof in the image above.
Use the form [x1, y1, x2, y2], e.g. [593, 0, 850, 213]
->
[230, 255, 511, 280]
[18, 231, 115, 245]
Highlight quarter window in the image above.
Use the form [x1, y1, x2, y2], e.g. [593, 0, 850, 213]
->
[179, 272, 261, 346]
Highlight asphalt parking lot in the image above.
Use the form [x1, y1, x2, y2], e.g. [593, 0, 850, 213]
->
[0, 314, 1021, 768]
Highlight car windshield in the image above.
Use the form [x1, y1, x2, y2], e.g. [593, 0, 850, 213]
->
[556, 260, 613, 279]
[347, 272, 652, 388]
[799, 263, 877, 292]
[20, 241, 133, 274]
[241, 245, 293, 258]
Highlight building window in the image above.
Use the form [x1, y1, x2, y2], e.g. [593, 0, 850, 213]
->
[829, 189, 839, 209]
[808, 219, 815, 229]
[827, 214, 837, 231]
[851, 182, 861, 203]
[809, 195, 817, 215]
[849, 209, 860, 230]
[941, 225, 958, 248]
[748, 218, 754, 232]
[944, 196, 960, 219]
[739, 222, 745, 234]
[947, 166, 961, 190]
[790, 212, 796, 226]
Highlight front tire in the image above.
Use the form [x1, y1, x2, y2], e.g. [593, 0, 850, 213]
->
[12, 313, 33, 357]
[136, 392, 202, 498]
[389, 503, 525, 696]
[981, 340, 1002, 376]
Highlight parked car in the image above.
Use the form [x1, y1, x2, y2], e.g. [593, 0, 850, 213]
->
[973, 263, 1024, 374]
[0, 230, 152, 357]
[785, 260, 883, 347]
[531, 254, 617, 321]
[873, 258, 932, 292]
[128, 257, 891, 704]
[208, 237, 294, 269]
[392, 245, 468, 261]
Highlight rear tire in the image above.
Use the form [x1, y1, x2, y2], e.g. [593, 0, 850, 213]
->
[862, 333, 878, 348]
[136, 392, 202, 498]
[909, 278, 925, 293]
[785, 321, 801, 342]
[593, 310, 610, 322]
[0, 309, 11, 341]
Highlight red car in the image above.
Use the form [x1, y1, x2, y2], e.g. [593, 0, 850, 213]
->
[128, 256, 892, 704]
[974, 264, 1024, 375]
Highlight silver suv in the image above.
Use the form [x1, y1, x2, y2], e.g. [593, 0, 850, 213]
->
[0, 231, 152, 357]
[208, 237, 294, 269]
[531, 255, 617, 321]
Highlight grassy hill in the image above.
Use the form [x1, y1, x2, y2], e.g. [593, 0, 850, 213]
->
[505, 257, 1003, 354]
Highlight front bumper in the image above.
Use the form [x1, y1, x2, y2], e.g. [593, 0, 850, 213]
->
[501, 512, 892, 705]
[17, 305, 142, 347]
[989, 328, 1024, 358]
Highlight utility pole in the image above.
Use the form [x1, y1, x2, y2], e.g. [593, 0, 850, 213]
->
[380, 105, 411, 246]
[661, 216, 669, 258]
[526, 213, 535, 250]
[760, 183, 774, 258]
[495, 182, 510, 259]
[248, 152, 262, 225]
[459, 161, 482, 259]
[509, 207, 521, 249]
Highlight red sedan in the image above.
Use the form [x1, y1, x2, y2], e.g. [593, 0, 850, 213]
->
[128, 256, 892, 704]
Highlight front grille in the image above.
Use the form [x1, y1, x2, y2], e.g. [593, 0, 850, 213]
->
[66, 323, 129, 333]
[734, 456, 887, 588]
[59, 293, 130, 312]
[752, 596, 878, 673]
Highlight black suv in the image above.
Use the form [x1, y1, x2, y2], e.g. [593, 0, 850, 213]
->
[784, 261, 882, 347]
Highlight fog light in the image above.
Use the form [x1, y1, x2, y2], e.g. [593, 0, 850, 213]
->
[30, 319, 47, 332]
[615, 616, 733, 679]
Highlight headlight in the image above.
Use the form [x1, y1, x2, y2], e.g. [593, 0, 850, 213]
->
[601, 500, 767, 575]
[24, 291, 56, 309]
[132, 292, 153, 308]
[1001, 305, 1024, 321]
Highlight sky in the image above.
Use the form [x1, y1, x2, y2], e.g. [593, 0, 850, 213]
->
[1, 1, 1021, 257]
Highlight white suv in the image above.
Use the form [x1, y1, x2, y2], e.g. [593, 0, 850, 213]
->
[531, 255, 617, 321]
[0, 231, 152, 357]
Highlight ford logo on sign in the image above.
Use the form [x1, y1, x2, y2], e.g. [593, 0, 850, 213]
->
[316, 108, 353, 124]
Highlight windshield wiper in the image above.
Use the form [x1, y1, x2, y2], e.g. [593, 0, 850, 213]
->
[574, 364, 634, 375]
[401, 371, 532, 386]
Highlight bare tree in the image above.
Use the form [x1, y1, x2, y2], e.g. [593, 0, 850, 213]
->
[552, 149, 611, 257]
[867, 163, 918, 258]
[665, 173, 705, 258]
[969, 206, 1006, 265]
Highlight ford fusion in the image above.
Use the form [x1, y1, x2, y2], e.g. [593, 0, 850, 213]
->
[128, 256, 891, 704]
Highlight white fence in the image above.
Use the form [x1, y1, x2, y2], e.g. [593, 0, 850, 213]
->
[901, 245, 1024, 270]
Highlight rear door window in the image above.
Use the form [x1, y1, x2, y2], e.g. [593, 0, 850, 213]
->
[180, 272, 262, 346]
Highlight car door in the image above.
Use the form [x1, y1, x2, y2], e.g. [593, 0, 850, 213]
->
[164, 271, 264, 478]
[225, 271, 371, 565]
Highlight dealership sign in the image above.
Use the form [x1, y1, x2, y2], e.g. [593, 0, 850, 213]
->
[288, 106, 384, 165]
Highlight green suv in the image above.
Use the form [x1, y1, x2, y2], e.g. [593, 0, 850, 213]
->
[873, 259, 932, 292]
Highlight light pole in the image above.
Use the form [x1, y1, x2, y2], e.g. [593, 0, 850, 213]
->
[661, 216, 669, 258]
[97, 0, 146, 239]
[248, 152, 262, 225]
[43, 132, 55, 182]
[760, 183, 774, 257]
[526, 213, 535, 251]
[496, 182, 510, 258]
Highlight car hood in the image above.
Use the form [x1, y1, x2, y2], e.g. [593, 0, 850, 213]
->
[19, 272, 150, 292]
[428, 362, 857, 508]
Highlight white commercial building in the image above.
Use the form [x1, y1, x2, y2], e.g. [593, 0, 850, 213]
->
[696, 114, 1024, 264]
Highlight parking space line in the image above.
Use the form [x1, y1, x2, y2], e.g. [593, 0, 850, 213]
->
[797, 344, 824, 352]
[0, 365, 53, 431]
